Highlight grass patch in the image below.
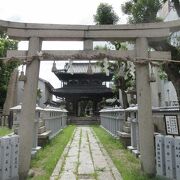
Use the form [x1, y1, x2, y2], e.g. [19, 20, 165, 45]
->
[28, 125, 76, 180]
[92, 126, 163, 180]
[0, 127, 13, 137]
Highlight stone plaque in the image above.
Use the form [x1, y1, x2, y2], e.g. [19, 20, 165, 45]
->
[164, 115, 179, 135]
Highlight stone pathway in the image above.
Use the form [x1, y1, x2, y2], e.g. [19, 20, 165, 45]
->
[50, 126, 123, 180]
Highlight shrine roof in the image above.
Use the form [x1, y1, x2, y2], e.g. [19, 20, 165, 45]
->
[54, 62, 112, 81]
[52, 85, 114, 97]
[65, 62, 101, 74]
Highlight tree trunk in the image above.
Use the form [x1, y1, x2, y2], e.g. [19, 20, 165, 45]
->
[122, 89, 129, 109]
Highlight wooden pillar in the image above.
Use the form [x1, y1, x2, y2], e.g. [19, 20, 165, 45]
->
[18, 37, 41, 179]
[135, 37, 155, 175]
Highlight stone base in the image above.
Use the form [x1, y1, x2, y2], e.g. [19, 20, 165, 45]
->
[32, 146, 41, 151]
[69, 116, 100, 125]
[31, 146, 41, 157]
[117, 131, 131, 148]
[132, 149, 140, 157]
[127, 146, 135, 152]
[38, 130, 51, 146]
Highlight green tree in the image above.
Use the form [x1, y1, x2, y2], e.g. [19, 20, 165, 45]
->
[122, 0, 180, 106]
[121, 0, 162, 23]
[94, 3, 119, 25]
[0, 32, 19, 108]
[94, 3, 135, 108]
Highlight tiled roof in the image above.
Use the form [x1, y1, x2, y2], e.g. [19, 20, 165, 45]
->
[64, 62, 102, 74]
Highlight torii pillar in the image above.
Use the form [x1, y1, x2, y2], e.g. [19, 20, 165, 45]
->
[18, 37, 41, 179]
[135, 37, 155, 175]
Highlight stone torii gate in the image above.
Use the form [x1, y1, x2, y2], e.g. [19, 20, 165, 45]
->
[1, 19, 180, 179]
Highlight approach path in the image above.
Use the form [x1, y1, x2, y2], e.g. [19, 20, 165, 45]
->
[50, 126, 123, 180]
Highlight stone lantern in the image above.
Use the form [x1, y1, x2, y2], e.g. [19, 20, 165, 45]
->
[126, 104, 140, 157]
[10, 103, 22, 134]
[10, 104, 43, 154]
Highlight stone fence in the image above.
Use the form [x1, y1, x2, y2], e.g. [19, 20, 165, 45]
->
[42, 107, 67, 139]
[100, 106, 180, 156]
[0, 134, 19, 180]
[99, 108, 125, 137]
[10, 104, 68, 153]
[100, 105, 180, 178]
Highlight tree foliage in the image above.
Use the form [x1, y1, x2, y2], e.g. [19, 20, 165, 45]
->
[122, 0, 180, 105]
[94, 3, 136, 108]
[122, 0, 162, 23]
[0, 32, 19, 108]
[94, 3, 119, 25]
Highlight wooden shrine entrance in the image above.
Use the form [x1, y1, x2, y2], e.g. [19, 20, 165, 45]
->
[1, 19, 180, 179]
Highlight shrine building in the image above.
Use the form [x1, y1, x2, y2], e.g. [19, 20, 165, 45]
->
[51, 61, 114, 117]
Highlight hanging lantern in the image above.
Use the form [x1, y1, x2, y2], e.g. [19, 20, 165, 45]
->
[149, 64, 156, 82]
[19, 65, 27, 81]
[51, 61, 57, 72]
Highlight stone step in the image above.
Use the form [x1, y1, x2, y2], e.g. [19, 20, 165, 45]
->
[38, 126, 46, 134]
[117, 131, 131, 147]
[127, 146, 135, 152]
[117, 131, 130, 138]
[132, 149, 140, 158]
[70, 120, 99, 125]
[38, 130, 52, 146]
[123, 125, 131, 133]
[124, 121, 131, 127]
[38, 120, 45, 128]
[38, 130, 51, 139]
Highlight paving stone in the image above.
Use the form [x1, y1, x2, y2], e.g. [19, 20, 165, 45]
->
[51, 126, 123, 180]
[63, 161, 77, 171]
[78, 174, 95, 180]
[59, 172, 76, 180]
[78, 165, 94, 175]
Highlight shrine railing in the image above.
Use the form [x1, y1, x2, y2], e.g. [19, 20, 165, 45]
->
[99, 108, 125, 137]
[10, 105, 68, 153]
[42, 107, 68, 139]
[99, 106, 180, 156]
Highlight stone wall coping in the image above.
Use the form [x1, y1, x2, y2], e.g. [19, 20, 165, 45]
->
[100, 106, 180, 113]
[10, 104, 43, 111]
[10, 104, 68, 112]
[43, 107, 68, 112]
[99, 108, 125, 113]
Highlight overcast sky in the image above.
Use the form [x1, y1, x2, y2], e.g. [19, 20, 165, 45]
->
[0, 0, 128, 88]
